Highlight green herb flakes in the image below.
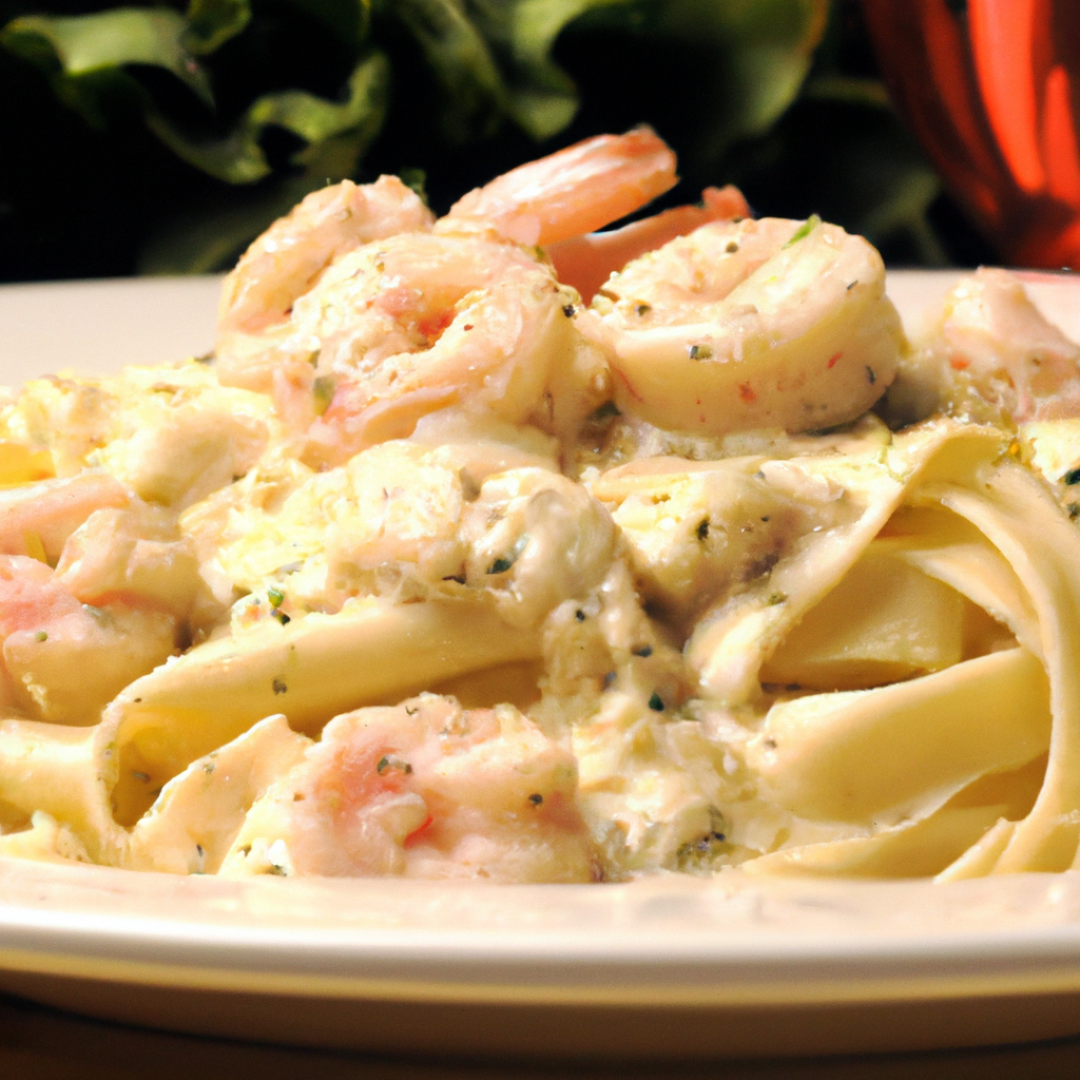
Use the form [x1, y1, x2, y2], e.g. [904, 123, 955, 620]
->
[313, 375, 336, 415]
[783, 214, 821, 248]
[376, 755, 413, 776]
[486, 533, 529, 575]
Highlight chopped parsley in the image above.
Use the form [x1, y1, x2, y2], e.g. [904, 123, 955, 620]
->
[676, 808, 730, 871]
[588, 400, 621, 422]
[783, 214, 821, 248]
[312, 375, 336, 415]
[486, 533, 530, 575]
[377, 755, 413, 775]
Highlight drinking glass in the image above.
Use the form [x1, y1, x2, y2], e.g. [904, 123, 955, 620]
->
[861, 0, 1080, 268]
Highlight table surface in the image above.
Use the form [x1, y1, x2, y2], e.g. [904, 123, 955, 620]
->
[4, 991, 1080, 1080]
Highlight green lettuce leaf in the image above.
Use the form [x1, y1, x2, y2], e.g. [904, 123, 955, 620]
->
[649, 0, 829, 169]
[184, 0, 253, 55]
[389, 0, 507, 142]
[146, 49, 389, 183]
[382, 0, 641, 143]
[1, 9, 214, 121]
[282, 0, 370, 45]
[6, 0, 958, 281]
[467, 0, 640, 140]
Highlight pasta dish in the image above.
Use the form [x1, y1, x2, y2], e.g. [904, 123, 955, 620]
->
[3, 130, 1080, 884]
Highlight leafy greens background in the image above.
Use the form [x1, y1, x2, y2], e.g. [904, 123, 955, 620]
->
[0, 0, 992, 283]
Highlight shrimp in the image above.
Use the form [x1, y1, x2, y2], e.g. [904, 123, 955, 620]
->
[267, 230, 608, 466]
[0, 554, 183, 727]
[590, 216, 904, 436]
[546, 185, 751, 304]
[895, 267, 1080, 424]
[216, 176, 436, 391]
[445, 126, 677, 245]
[0, 472, 129, 563]
[219, 694, 601, 882]
[0, 483, 200, 725]
[216, 131, 683, 456]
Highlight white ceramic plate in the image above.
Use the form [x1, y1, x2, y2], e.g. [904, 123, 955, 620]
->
[3, 270, 1080, 1061]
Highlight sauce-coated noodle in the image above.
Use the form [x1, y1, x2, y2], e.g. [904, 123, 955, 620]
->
[4, 134, 1080, 882]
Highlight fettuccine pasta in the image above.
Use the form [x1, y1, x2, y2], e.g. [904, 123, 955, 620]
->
[3, 132, 1080, 884]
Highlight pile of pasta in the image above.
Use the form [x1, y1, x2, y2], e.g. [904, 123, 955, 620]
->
[4, 140, 1080, 882]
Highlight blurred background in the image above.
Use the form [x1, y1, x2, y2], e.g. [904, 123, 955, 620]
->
[0, 0, 998, 284]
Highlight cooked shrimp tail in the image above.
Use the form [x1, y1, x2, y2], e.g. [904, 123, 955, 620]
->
[446, 127, 678, 246]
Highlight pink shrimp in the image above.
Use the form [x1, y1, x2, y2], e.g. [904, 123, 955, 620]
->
[220, 175, 435, 337]
[0, 478, 201, 725]
[216, 130, 683, 442]
[918, 267, 1080, 421]
[272, 229, 601, 464]
[216, 176, 436, 391]
[0, 553, 181, 725]
[590, 216, 903, 436]
[223, 694, 601, 882]
[546, 185, 752, 303]
[0, 473, 129, 563]
[445, 126, 677, 245]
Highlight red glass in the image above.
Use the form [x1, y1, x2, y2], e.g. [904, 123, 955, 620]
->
[862, 0, 1080, 267]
